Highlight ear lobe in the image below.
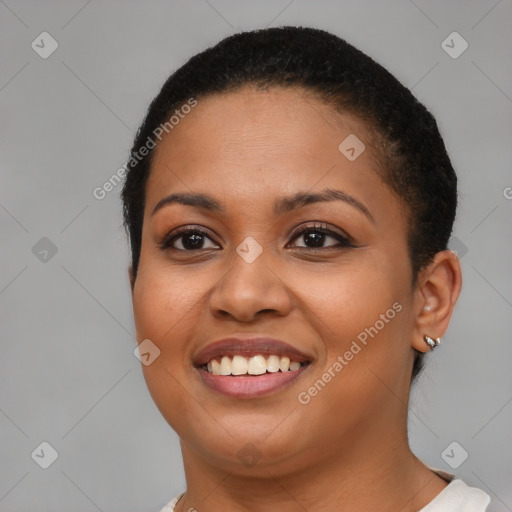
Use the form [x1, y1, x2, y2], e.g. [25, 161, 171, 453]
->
[411, 250, 462, 353]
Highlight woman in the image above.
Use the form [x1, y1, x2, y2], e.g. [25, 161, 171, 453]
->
[122, 27, 491, 511]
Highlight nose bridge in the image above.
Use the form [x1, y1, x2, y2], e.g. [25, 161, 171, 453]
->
[208, 237, 291, 321]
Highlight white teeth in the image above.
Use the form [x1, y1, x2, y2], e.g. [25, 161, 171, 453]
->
[248, 355, 267, 375]
[220, 356, 232, 376]
[279, 356, 290, 372]
[205, 354, 306, 376]
[289, 361, 301, 371]
[210, 359, 221, 374]
[232, 355, 248, 375]
[266, 355, 280, 373]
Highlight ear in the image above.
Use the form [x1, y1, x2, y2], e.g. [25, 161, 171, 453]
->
[128, 265, 135, 294]
[411, 250, 462, 353]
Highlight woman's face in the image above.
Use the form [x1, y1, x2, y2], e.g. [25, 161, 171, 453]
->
[132, 87, 419, 475]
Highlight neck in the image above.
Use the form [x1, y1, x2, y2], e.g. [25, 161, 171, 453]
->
[175, 415, 448, 512]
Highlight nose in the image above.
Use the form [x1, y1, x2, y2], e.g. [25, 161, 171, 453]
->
[208, 248, 293, 322]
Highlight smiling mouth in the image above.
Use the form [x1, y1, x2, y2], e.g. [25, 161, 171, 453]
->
[196, 355, 312, 398]
[200, 354, 311, 376]
[193, 337, 313, 397]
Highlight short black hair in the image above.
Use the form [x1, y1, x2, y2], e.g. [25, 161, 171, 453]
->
[121, 26, 458, 381]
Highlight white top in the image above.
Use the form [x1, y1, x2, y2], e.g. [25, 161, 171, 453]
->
[160, 477, 490, 511]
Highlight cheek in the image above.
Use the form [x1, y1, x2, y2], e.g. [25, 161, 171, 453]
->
[132, 274, 174, 343]
[132, 256, 205, 344]
[131, 263, 203, 433]
[289, 260, 403, 344]
[291, 258, 413, 403]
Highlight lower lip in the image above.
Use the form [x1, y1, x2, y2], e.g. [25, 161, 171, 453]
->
[197, 365, 310, 398]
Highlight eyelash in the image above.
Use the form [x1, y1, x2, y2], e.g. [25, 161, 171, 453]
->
[288, 223, 354, 250]
[160, 225, 215, 251]
[160, 223, 355, 252]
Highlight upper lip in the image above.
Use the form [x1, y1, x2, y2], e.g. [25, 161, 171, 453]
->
[193, 337, 313, 367]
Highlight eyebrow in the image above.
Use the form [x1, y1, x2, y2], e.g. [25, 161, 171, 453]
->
[151, 188, 374, 222]
[273, 188, 374, 222]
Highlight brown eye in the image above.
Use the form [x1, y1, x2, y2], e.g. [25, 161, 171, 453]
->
[288, 223, 354, 249]
[161, 227, 220, 251]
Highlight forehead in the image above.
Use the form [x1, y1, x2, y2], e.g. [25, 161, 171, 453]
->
[153, 86, 366, 162]
[146, 86, 397, 221]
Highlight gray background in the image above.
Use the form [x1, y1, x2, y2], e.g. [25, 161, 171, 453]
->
[1, 1, 511, 510]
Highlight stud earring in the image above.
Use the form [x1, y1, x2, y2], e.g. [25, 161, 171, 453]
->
[424, 335, 441, 351]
